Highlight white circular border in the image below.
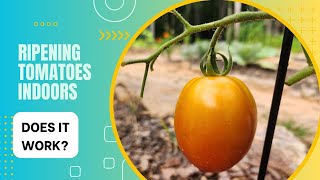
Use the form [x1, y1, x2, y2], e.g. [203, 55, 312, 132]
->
[105, 0, 125, 11]
[93, 0, 136, 23]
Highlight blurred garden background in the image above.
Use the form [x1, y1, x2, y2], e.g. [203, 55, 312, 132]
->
[114, 1, 319, 179]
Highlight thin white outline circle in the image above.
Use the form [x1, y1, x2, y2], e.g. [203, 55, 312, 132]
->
[105, 0, 124, 11]
[93, 0, 136, 23]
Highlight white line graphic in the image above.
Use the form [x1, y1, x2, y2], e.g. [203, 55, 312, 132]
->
[93, 0, 136, 23]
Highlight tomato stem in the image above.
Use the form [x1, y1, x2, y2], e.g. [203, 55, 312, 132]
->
[285, 66, 315, 86]
[121, 10, 274, 97]
[200, 26, 233, 76]
[140, 62, 150, 97]
[171, 10, 192, 30]
[285, 45, 315, 85]
[218, 50, 233, 76]
[209, 26, 225, 50]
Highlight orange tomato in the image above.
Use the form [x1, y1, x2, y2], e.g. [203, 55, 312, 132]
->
[174, 76, 257, 172]
[163, 32, 170, 39]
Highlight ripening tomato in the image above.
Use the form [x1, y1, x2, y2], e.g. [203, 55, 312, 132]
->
[174, 76, 257, 172]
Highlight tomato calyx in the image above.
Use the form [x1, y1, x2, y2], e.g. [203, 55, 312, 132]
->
[200, 48, 233, 77]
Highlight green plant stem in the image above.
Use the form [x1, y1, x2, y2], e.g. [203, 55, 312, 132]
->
[201, 26, 226, 76]
[121, 11, 273, 97]
[285, 44, 315, 86]
[285, 66, 315, 86]
[210, 26, 225, 49]
[302, 45, 312, 66]
[150, 31, 190, 70]
[122, 11, 272, 67]
[201, 26, 234, 76]
[171, 10, 192, 29]
[140, 62, 150, 97]
[193, 11, 272, 32]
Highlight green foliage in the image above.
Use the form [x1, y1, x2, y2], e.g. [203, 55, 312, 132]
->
[239, 22, 302, 53]
[180, 40, 210, 61]
[239, 21, 265, 43]
[140, 30, 154, 43]
[180, 40, 278, 68]
[216, 41, 278, 67]
[280, 120, 310, 139]
[132, 30, 180, 61]
[132, 30, 159, 49]
[231, 42, 263, 65]
[264, 34, 302, 53]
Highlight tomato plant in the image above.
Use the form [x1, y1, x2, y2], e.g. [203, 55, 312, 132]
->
[174, 76, 257, 172]
[121, 8, 312, 174]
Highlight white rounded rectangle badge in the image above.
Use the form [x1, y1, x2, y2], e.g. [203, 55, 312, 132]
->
[13, 112, 78, 158]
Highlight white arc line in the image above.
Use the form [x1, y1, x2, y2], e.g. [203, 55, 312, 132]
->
[105, 0, 125, 11]
[93, 0, 136, 23]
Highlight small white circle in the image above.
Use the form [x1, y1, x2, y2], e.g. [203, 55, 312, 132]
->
[93, 0, 136, 23]
[105, 0, 124, 11]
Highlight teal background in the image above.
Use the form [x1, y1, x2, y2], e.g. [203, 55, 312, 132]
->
[0, 0, 184, 179]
